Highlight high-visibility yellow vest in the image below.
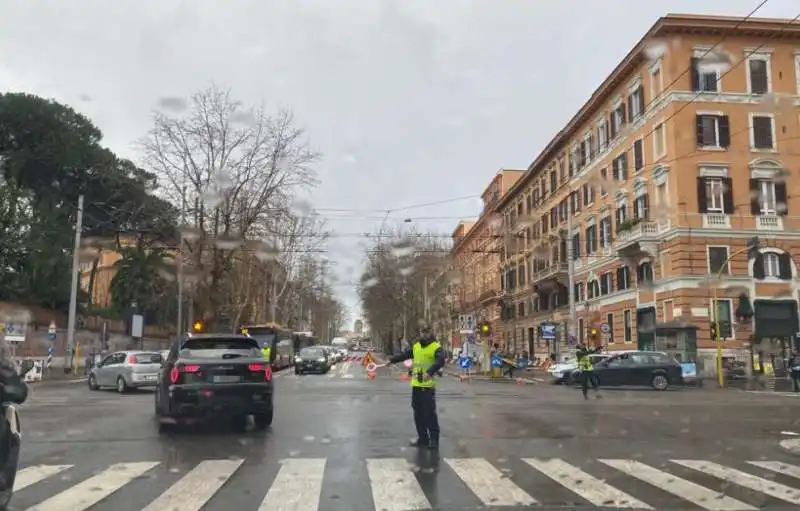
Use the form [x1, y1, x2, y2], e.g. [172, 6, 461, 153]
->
[578, 352, 593, 371]
[262, 347, 271, 361]
[411, 341, 441, 388]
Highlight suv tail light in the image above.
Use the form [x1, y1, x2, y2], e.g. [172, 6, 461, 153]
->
[169, 364, 201, 384]
[248, 363, 272, 382]
[127, 355, 136, 364]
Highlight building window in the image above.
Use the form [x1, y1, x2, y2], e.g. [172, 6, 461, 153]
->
[612, 153, 628, 181]
[691, 55, 720, 93]
[606, 312, 614, 344]
[583, 183, 595, 206]
[750, 178, 787, 216]
[764, 252, 780, 278]
[628, 86, 645, 120]
[698, 177, 731, 214]
[662, 300, 674, 322]
[599, 168, 608, 196]
[585, 225, 597, 255]
[707, 246, 730, 275]
[616, 265, 630, 290]
[600, 272, 613, 295]
[751, 114, 775, 150]
[637, 262, 654, 283]
[597, 119, 609, 152]
[651, 64, 663, 98]
[696, 114, 730, 148]
[747, 54, 770, 95]
[599, 216, 612, 248]
[623, 310, 632, 343]
[633, 193, 649, 220]
[632, 138, 644, 171]
[653, 122, 666, 159]
[571, 233, 581, 260]
[611, 102, 626, 136]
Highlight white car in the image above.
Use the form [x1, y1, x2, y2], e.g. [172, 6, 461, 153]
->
[548, 354, 610, 384]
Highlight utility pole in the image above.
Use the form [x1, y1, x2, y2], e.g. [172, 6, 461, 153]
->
[176, 184, 187, 337]
[423, 274, 429, 324]
[565, 195, 576, 363]
[66, 194, 84, 372]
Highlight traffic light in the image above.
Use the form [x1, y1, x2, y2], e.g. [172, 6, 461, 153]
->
[192, 320, 205, 333]
[480, 321, 491, 335]
[587, 326, 600, 346]
[710, 321, 718, 340]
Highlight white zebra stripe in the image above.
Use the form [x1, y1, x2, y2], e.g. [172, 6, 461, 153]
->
[142, 458, 243, 511]
[367, 458, 430, 511]
[14, 465, 73, 492]
[445, 458, 536, 506]
[257, 458, 326, 511]
[524, 458, 652, 509]
[26, 461, 159, 511]
[600, 459, 755, 510]
[747, 460, 800, 481]
[673, 459, 800, 505]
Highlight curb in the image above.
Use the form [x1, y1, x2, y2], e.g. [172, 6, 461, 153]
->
[31, 376, 88, 385]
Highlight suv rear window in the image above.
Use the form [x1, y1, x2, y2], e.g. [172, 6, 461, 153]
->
[180, 337, 261, 358]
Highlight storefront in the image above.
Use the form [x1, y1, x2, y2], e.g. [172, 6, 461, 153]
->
[752, 299, 799, 377]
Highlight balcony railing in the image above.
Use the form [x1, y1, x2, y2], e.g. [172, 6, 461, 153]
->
[615, 219, 670, 251]
[532, 262, 569, 283]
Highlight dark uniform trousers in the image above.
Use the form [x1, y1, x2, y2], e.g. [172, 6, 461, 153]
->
[411, 387, 440, 443]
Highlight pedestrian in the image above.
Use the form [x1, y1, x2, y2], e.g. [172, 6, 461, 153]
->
[788, 351, 800, 392]
[385, 325, 446, 449]
[577, 342, 604, 399]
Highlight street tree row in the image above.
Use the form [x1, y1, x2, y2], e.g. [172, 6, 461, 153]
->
[358, 228, 453, 354]
[0, 87, 345, 336]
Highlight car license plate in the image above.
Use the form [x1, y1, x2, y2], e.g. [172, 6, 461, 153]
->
[144, 375, 157, 381]
[213, 375, 240, 383]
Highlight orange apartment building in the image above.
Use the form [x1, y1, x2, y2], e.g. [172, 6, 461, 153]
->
[450, 169, 524, 348]
[491, 14, 800, 374]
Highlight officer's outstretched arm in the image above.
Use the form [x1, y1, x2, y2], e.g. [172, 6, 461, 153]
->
[388, 347, 413, 364]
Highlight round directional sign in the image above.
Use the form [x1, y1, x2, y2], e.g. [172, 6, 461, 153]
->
[366, 363, 378, 373]
[600, 323, 610, 334]
[403, 359, 413, 368]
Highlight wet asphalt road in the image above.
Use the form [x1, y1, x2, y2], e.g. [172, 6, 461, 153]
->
[12, 356, 800, 510]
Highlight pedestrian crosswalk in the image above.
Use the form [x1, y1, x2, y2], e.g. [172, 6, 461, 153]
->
[11, 456, 800, 510]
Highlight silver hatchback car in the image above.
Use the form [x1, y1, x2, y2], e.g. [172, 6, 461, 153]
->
[88, 350, 164, 393]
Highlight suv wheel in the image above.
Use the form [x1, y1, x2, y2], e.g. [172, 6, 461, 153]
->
[651, 374, 669, 391]
[88, 374, 99, 391]
[254, 410, 273, 431]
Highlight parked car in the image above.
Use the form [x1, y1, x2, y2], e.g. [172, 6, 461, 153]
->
[88, 351, 163, 393]
[591, 351, 683, 390]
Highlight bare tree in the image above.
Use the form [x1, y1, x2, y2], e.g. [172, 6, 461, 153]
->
[141, 85, 319, 327]
[359, 228, 452, 354]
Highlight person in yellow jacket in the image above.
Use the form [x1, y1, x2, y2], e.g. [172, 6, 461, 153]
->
[385, 326, 446, 450]
[261, 344, 272, 364]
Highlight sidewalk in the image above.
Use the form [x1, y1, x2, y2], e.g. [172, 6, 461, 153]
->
[30, 371, 88, 385]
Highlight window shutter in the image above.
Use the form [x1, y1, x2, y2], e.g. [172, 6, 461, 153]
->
[620, 103, 627, 125]
[637, 87, 645, 115]
[697, 177, 708, 213]
[690, 57, 700, 91]
[591, 227, 598, 252]
[585, 229, 591, 254]
[778, 253, 792, 279]
[627, 95, 634, 122]
[718, 115, 730, 147]
[749, 179, 762, 215]
[604, 119, 610, 144]
[723, 177, 734, 213]
[775, 182, 788, 215]
[634, 140, 643, 170]
[643, 193, 650, 220]
[621, 152, 628, 180]
[753, 254, 765, 279]
[696, 115, 705, 146]
[609, 115, 616, 139]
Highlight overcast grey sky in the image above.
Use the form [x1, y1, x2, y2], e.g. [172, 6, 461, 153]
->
[1, 0, 797, 321]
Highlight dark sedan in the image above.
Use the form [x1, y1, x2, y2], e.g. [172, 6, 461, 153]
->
[154, 334, 273, 432]
[295, 346, 331, 374]
[592, 350, 683, 390]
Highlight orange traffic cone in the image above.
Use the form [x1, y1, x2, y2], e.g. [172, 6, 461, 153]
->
[399, 373, 409, 381]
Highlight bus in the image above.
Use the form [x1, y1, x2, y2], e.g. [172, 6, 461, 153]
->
[293, 332, 317, 352]
[238, 324, 295, 370]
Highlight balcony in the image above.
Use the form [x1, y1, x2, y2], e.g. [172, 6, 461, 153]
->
[756, 215, 784, 231]
[531, 262, 569, 293]
[479, 289, 501, 304]
[615, 219, 671, 255]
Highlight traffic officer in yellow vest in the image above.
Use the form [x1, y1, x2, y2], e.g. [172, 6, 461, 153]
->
[261, 343, 272, 364]
[386, 325, 446, 449]
[576, 342, 604, 399]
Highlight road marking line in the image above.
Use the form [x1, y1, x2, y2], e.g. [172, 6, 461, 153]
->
[747, 460, 800, 480]
[600, 459, 754, 510]
[14, 465, 73, 491]
[367, 458, 430, 511]
[258, 458, 325, 511]
[445, 458, 536, 506]
[524, 458, 651, 509]
[673, 459, 800, 505]
[26, 461, 159, 511]
[142, 458, 243, 511]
